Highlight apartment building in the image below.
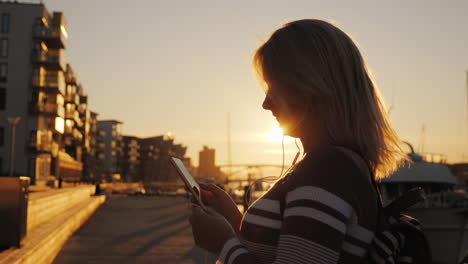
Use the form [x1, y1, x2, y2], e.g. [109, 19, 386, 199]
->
[96, 120, 123, 182]
[82, 111, 100, 182]
[120, 135, 140, 182]
[0, 2, 90, 184]
[138, 135, 188, 183]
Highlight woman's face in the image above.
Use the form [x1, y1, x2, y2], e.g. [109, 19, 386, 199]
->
[262, 84, 306, 138]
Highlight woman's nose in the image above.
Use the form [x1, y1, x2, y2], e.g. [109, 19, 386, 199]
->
[262, 96, 272, 110]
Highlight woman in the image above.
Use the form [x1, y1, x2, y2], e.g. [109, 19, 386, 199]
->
[189, 19, 404, 264]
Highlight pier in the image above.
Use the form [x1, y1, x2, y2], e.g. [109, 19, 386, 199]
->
[53, 196, 214, 264]
[0, 185, 215, 264]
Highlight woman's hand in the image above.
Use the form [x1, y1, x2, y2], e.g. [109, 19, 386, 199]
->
[189, 205, 236, 255]
[200, 184, 243, 235]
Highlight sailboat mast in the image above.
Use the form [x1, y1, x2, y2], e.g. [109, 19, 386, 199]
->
[466, 71, 468, 161]
[227, 112, 232, 180]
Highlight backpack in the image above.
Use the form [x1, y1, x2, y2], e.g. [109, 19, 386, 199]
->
[366, 188, 432, 264]
[334, 147, 432, 264]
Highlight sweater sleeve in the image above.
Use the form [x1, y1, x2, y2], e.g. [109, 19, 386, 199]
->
[216, 147, 376, 264]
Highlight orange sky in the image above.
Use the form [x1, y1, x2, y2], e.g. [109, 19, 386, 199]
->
[44, 0, 468, 166]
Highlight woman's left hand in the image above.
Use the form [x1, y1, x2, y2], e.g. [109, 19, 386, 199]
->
[189, 205, 237, 255]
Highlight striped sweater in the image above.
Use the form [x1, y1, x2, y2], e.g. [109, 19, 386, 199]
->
[217, 146, 379, 264]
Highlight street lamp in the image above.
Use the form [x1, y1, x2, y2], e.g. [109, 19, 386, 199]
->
[7, 117, 21, 177]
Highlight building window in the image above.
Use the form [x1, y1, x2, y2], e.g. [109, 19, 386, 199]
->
[1, 14, 10, 33]
[0, 126, 4, 146]
[0, 63, 7, 82]
[0, 88, 5, 110]
[0, 39, 7, 57]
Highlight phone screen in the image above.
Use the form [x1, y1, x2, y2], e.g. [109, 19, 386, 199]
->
[170, 157, 205, 208]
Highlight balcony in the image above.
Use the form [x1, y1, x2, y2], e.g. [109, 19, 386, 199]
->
[63, 135, 73, 146]
[30, 102, 65, 118]
[57, 105, 65, 118]
[65, 64, 80, 85]
[58, 151, 83, 178]
[65, 109, 80, 123]
[64, 121, 74, 135]
[77, 104, 86, 114]
[73, 128, 83, 141]
[78, 118, 85, 128]
[79, 95, 88, 104]
[64, 127, 83, 145]
[65, 70, 78, 85]
[65, 93, 80, 105]
[33, 25, 67, 49]
[31, 50, 66, 71]
[74, 115, 84, 128]
[32, 71, 66, 95]
[29, 130, 53, 152]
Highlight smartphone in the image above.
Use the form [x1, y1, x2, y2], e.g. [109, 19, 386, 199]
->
[170, 157, 206, 209]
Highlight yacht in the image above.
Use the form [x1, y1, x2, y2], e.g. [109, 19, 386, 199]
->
[379, 142, 468, 264]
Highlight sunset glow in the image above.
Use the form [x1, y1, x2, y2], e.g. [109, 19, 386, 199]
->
[265, 125, 295, 143]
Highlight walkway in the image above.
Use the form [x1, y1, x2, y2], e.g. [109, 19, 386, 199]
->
[53, 196, 217, 264]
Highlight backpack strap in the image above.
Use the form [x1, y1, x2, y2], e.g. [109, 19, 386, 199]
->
[331, 146, 385, 229]
[331, 146, 382, 201]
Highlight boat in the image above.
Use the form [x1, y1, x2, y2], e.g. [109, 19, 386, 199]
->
[379, 142, 468, 264]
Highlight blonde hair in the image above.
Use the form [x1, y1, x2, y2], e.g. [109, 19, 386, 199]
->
[254, 19, 405, 179]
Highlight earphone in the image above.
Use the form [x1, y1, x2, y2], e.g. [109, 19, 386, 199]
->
[243, 136, 303, 206]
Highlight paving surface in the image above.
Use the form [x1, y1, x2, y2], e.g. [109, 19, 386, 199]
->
[53, 196, 217, 264]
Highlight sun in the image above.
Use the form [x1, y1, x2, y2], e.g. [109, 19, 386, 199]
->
[265, 125, 295, 143]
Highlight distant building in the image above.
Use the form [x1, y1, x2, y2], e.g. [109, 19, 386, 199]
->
[60, 64, 86, 182]
[138, 135, 187, 183]
[82, 111, 100, 182]
[0, 2, 87, 184]
[120, 135, 140, 182]
[96, 120, 122, 181]
[198, 145, 222, 180]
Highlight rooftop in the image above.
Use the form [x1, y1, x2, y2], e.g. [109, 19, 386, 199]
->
[97, 120, 123, 124]
[0, 0, 43, 5]
[382, 161, 457, 184]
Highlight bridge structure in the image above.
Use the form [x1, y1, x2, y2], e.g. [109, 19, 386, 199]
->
[217, 164, 285, 185]
[218, 164, 284, 169]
